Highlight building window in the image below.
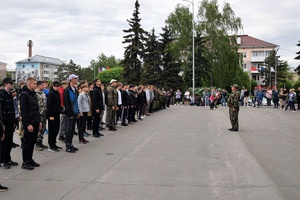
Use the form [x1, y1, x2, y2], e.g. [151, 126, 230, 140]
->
[242, 64, 246, 69]
[242, 52, 247, 58]
[265, 51, 272, 57]
[252, 51, 264, 57]
[22, 65, 25, 68]
[32, 65, 34, 68]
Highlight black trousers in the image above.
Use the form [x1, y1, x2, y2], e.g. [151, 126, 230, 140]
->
[122, 107, 128, 123]
[117, 105, 122, 121]
[48, 115, 60, 147]
[87, 115, 93, 129]
[93, 111, 100, 135]
[65, 116, 76, 148]
[128, 107, 134, 122]
[22, 123, 39, 162]
[78, 112, 87, 140]
[0, 120, 14, 163]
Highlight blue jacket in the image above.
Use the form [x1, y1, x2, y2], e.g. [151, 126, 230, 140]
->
[256, 91, 264, 100]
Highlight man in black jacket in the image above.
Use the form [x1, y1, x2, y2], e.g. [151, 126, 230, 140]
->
[92, 79, 104, 137]
[64, 74, 79, 153]
[0, 92, 8, 191]
[20, 77, 41, 170]
[0, 77, 17, 169]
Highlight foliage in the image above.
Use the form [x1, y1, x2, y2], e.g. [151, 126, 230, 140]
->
[264, 50, 289, 88]
[122, 0, 148, 85]
[293, 80, 300, 89]
[6, 71, 12, 78]
[294, 41, 300, 75]
[197, 0, 244, 90]
[90, 53, 123, 81]
[80, 67, 94, 83]
[98, 67, 124, 85]
[278, 81, 292, 90]
[159, 25, 183, 90]
[141, 28, 162, 86]
[56, 60, 81, 82]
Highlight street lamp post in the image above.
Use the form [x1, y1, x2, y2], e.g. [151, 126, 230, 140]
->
[275, 46, 280, 89]
[183, 0, 195, 104]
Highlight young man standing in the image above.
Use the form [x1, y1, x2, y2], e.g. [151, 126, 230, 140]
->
[0, 77, 17, 169]
[92, 79, 104, 137]
[35, 81, 48, 151]
[0, 91, 8, 191]
[20, 77, 41, 170]
[64, 74, 79, 153]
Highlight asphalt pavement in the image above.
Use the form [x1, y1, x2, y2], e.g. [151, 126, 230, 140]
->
[1, 104, 299, 200]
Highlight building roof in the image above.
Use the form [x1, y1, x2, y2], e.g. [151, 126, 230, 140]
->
[0, 61, 7, 65]
[16, 54, 63, 65]
[238, 35, 277, 48]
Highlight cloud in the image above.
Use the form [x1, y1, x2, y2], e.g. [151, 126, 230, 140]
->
[0, 0, 299, 70]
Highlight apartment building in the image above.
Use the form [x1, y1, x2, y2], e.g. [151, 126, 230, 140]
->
[0, 61, 7, 80]
[237, 35, 278, 85]
[15, 55, 63, 82]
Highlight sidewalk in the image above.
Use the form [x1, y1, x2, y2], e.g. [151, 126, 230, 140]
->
[1, 106, 285, 200]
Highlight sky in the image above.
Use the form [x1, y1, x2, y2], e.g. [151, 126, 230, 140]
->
[0, 0, 299, 70]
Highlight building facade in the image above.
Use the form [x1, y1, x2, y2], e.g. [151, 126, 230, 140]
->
[237, 35, 278, 86]
[0, 61, 7, 80]
[15, 55, 63, 82]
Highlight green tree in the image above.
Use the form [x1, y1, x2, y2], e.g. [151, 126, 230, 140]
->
[90, 53, 123, 80]
[98, 67, 124, 85]
[264, 50, 289, 88]
[122, 0, 147, 85]
[294, 41, 300, 75]
[198, 0, 244, 90]
[141, 28, 162, 86]
[159, 25, 183, 90]
[56, 60, 81, 82]
[80, 67, 94, 83]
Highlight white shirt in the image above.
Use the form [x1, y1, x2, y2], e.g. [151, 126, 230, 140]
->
[117, 90, 122, 105]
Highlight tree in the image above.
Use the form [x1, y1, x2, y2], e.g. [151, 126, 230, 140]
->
[294, 41, 300, 75]
[56, 60, 81, 82]
[141, 28, 162, 86]
[90, 53, 123, 80]
[80, 67, 94, 83]
[122, 0, 147, 85]
[159, 25, 183, 90]
[197, 0, 244, 90]
[98, 67, 124, 85]
[264, 50, 289, 88]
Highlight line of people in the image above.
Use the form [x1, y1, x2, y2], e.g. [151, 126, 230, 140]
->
[0, 75, 166, 171]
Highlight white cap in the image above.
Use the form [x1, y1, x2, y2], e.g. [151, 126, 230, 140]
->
[110, 79, 117, 84]
[68, 74, 79, 81]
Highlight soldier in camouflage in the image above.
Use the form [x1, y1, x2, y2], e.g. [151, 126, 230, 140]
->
[227, 84, 240, 132]
[107, 79, 118, 131]
[35, 81, 48, 150]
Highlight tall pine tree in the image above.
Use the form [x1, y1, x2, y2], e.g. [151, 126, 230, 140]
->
[159, 25, 182, 90]
[294, 41, 300, 75]
[122, 0, 147, 85]
[141, 28, 162, 86]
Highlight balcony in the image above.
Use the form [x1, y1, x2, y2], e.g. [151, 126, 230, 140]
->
[251, 56, 266, 62]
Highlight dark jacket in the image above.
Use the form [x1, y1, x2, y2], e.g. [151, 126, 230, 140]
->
[20, 86, 41, 127]
[92, 86, 104, 111]
[121, 90, 129, 107]
[64, 85, 79, 117]
[0, 100, 4, 138]
[128, 90, 137, 106]
[0, 89, 15, 122]
[47, 88, 61, 118]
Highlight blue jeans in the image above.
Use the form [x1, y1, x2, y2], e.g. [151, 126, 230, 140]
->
[221, 97, 226, 107]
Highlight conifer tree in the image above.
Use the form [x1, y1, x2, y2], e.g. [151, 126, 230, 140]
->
[294, 41, 300, 75]
[122, 0, 147, 85]
[159, 25, 182, 89]
[141, 28, 161, 86]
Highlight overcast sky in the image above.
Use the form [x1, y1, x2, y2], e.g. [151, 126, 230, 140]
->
[0, 0, 299, 69]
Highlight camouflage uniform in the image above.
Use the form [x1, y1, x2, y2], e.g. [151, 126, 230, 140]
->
[107, 85, 118, 128]
[35, 89, 47, 146]
[227, 90, 240, 130]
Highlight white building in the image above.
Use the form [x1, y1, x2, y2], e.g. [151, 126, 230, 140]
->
[15, 55, 63, 82]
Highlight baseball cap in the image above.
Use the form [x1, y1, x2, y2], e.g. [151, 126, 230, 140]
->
[110, 79, 117, 84]
[68, 74, 79, 81]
